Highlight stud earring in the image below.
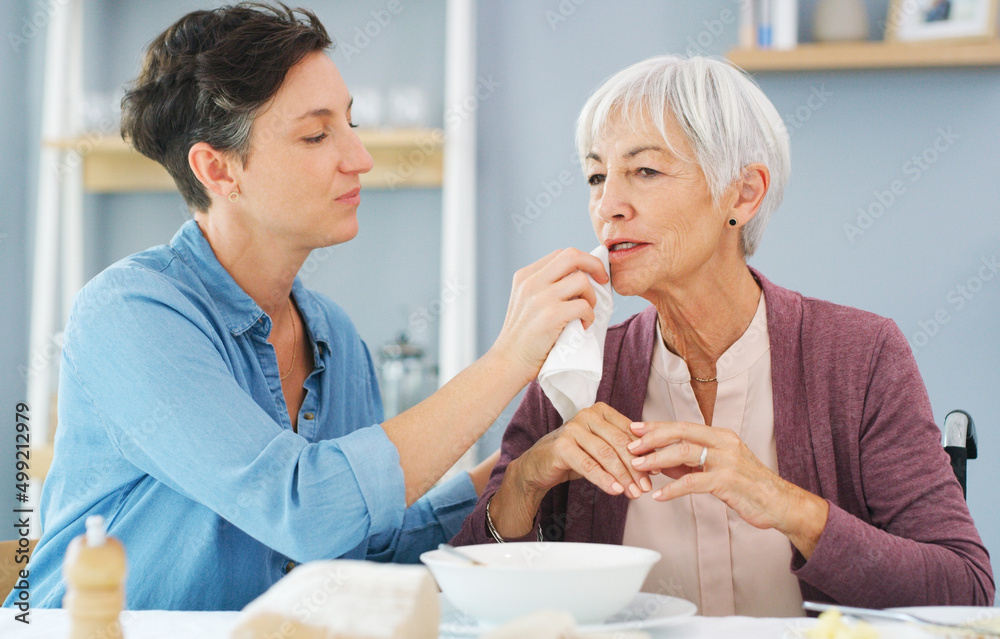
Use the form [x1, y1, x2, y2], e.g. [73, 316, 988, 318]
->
[229, 192, 240, 202]
[728, 218, 738, 226]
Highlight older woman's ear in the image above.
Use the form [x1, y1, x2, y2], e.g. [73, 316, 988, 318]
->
[728, 163, 770, 227]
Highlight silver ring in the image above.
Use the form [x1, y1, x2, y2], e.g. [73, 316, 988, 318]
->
[698, 446, 708, 468]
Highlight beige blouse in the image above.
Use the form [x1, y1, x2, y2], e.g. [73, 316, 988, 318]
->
[621, 294, 804, 617]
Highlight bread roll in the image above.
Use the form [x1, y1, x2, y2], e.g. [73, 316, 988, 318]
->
[230, 560, 439, 639]
[479, 610, 576, 638]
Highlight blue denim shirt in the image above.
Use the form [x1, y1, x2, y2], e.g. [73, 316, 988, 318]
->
[5, 220, 476, 611]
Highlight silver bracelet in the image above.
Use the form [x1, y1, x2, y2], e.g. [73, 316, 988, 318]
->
[485, 494, 543, 543]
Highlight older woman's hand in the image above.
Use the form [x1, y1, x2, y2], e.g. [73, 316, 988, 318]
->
[488, 403, 651, 539]
[627, 421, 829, 559]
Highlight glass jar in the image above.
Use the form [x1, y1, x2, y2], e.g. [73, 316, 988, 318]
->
[376, 333, 436, 419]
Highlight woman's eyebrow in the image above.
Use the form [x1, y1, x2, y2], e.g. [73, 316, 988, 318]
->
[294, 99, 353, 121]
[587, 145, 671, 163]
[295, 108, 332, 121]
[625, 145, 667, 158]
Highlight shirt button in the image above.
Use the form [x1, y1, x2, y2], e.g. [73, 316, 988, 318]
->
[303, 413, 315, 420]
[284, 561, 296, 574]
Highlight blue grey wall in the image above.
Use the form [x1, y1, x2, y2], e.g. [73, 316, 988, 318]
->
[2, 0, 49, 543]
[475, 0, 999, 599]
[2, 1, 998, 600]
[0, 0, 33, 544]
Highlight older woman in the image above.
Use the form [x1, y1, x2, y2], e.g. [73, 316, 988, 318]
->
[5, 4, 606, 611]
[453, 55, 993, 616]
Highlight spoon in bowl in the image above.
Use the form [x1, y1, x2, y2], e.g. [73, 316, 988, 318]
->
[437, 543, 486, 566]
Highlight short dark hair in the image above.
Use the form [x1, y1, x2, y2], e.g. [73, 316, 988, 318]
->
[121, 2, 332, 212]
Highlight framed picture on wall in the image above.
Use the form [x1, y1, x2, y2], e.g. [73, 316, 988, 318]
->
[886, 0, 999, 41]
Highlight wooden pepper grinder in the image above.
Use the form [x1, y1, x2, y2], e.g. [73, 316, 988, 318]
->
[63, 515, 127, 639]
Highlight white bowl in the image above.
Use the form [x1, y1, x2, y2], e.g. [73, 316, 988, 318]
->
[420, 542, 660, 625]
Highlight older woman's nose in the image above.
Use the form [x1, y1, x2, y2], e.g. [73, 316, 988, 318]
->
[596, 176, 634, 221]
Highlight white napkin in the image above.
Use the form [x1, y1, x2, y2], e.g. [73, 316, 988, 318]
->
[538, 245, 614, 423]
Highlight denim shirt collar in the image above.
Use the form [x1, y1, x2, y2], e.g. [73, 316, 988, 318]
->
[169, 220, 330, 354]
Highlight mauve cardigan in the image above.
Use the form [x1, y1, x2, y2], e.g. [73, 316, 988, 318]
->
[453, 269, 994, 607]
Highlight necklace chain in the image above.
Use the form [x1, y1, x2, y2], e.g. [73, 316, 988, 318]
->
[280, 298, 297, 380]
[690, 375, 717, 383]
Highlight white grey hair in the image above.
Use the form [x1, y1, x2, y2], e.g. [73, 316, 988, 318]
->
[575, 55, 790, 257]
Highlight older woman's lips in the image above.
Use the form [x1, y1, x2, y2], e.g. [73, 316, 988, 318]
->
[607, 241, 649, 261]
[337, 187, 361, 205]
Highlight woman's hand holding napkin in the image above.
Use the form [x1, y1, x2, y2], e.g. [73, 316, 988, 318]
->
[538, 245, 613, 423]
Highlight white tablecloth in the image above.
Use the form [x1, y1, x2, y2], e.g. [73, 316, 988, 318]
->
[4, 608, 980, 638]
[0, 609, 805, 639]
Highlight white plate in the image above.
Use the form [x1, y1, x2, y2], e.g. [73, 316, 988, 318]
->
[789, 607, 1000, 639]
[889, 607, 1000, 635]
[783, 606, 1000, 639]
[439, 592, 697, 636]
[890, 606, 1000, 623]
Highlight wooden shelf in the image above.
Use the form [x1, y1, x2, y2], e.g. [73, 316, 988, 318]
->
[43, 128, 445, 192]
[727, 39, 1000, 71]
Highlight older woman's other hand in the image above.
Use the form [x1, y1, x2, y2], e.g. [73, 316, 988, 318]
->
[492, 248, 609, 385]
[489, 403, 650, 539]
[627, 421, 829, 559]
[522, 403, 651, 498]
